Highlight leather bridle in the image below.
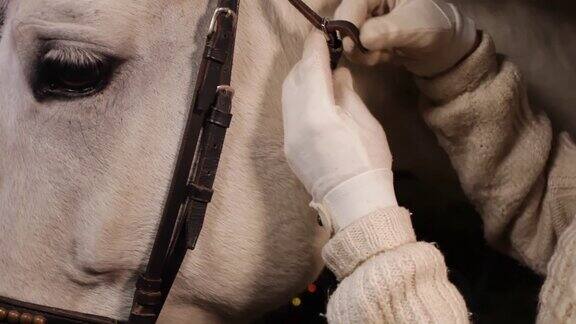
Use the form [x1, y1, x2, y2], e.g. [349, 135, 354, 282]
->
[287, 0, 368, 68]
[0, 1, 365, 323]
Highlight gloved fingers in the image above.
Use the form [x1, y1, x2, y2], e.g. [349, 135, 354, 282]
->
[341, 45, 384, 66]
[333, 67, 356, 115]
[360, 0, 451, 52]
[333, 68, 367, 122]
[333, 68, 392, 168]
[335, 0, 383, 59]
[333, 67, 354, 89]
[345, 48, 395, 66]
[360, 12, 409, 52]
[334, 0, 382, 30]
[333, 68, 381, 131]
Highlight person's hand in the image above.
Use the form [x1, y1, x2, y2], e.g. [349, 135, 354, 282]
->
[334, 0, 478, 77]
[282, 31, 397, 233]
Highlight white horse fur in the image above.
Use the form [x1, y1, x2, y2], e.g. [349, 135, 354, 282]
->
[0, 0, 574, 322]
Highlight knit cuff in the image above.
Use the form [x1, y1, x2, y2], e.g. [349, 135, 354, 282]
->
[538, 283, 576, 323]
[415, 32, 497, 103]
[322, 207, 416, 280]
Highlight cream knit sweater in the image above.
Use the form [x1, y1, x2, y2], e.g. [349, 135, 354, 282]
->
[323, 33, 576, 323]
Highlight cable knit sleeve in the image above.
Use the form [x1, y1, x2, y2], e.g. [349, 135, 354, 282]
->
[416, 32, 576, 323]
[322, 207, 469, 323]
[416, 32, 576, 274]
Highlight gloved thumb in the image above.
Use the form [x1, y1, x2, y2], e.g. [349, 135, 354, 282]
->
[282, 31, 337, 133]
[287, 30, 335, 110]
[302, 29, 330, 63]
[360, 0, 450, 52]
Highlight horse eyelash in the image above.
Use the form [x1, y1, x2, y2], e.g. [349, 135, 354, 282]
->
[42, 46, 107, 67]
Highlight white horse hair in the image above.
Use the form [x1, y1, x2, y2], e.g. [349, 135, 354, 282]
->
[0, 0, 574, 323]
[0, 1, 332, 322]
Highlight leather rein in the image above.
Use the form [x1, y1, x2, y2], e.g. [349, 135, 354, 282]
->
[0, 1, 365, 323]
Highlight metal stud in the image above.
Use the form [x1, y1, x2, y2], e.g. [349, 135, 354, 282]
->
[0, 307, 7, 321]
[32, 316, 46, 324]
[20, 313, 34, 324]
[7, 310, 20, 323]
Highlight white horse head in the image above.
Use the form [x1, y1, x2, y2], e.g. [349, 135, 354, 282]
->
[1, 0, 574, 322]
[0, 0, 334, 321]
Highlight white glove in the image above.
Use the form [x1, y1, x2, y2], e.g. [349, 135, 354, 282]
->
[335, 0, 478, 77]
[282, 31, 397, 233]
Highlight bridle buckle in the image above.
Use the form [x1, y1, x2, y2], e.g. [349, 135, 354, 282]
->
[208, 7, 238, 35]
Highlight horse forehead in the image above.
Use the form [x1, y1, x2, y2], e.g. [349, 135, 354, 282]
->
[6, 0, 197, 61]
[11, 0, 162, 32]
[15, 0, 154, 17]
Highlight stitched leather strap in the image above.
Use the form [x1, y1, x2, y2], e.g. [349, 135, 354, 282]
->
[0, 2, 239, 323]
[0, 296, 119, 324]
[128, 1, 240, 323]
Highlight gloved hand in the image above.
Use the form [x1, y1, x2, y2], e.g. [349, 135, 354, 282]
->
[282, 31, 397, 233]
[334, 0, 478, 77]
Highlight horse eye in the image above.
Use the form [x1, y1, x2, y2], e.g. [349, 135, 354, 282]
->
[34, 51, 114, 100]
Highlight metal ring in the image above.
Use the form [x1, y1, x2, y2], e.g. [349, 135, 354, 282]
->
[320, 17, 331, 41]
[208, 8, 237, 35]
[217, 85, 235, 98]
